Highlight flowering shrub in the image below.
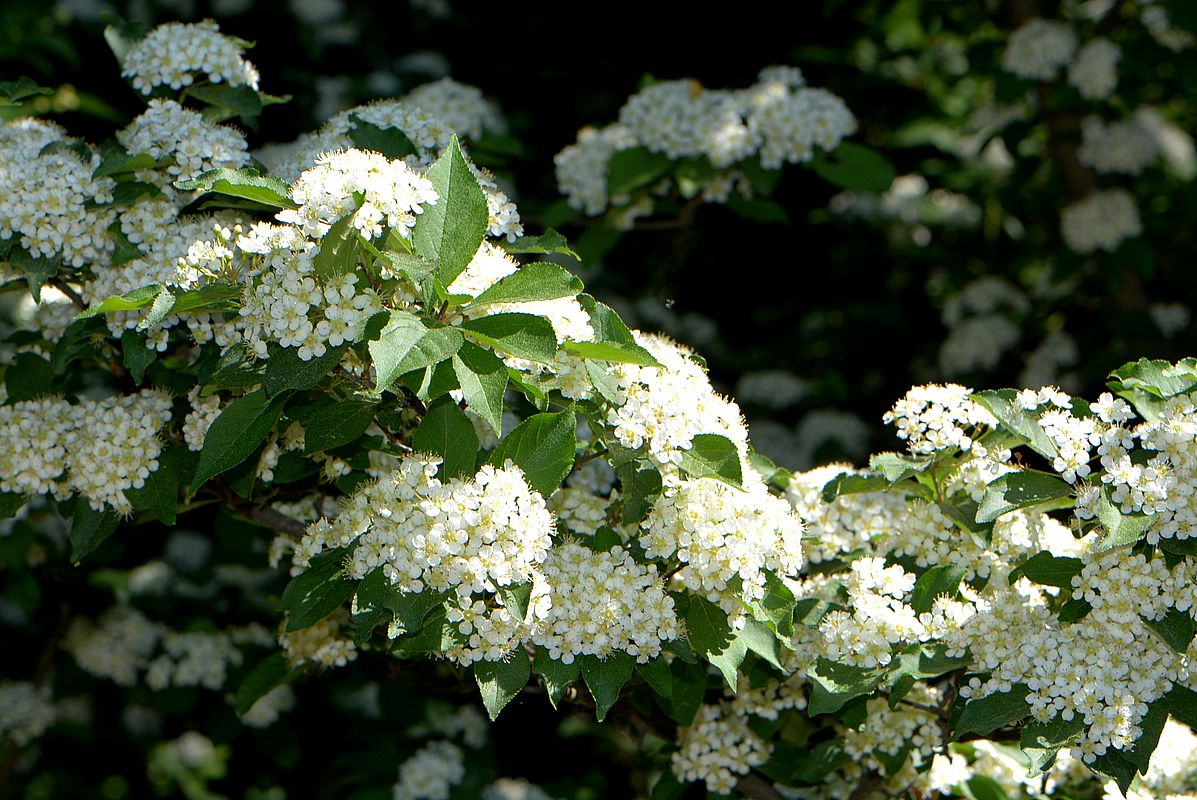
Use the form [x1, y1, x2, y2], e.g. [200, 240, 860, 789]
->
[3, 12, 1197, 800]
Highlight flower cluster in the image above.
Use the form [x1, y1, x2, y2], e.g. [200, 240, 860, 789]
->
[882, 383, 997, 455]
[1078, 114, 1160, 175]
[121, 21, 260, 95]
[117, 99, 252, 190]
[392, 741, 465, 800]
[1060, 188, 1143, 253]
[0, 682, 56, 746]
[1002, 19, 1078, 82]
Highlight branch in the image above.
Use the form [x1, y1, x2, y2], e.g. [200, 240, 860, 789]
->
[240, 503, 310, 539]
[737, 772, 789, 800]
[48, 278, 86, 310]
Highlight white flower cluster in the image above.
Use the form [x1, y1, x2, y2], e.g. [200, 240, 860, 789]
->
[817, 558, 924, 669]
[641, 477, 804, 625]
[0, 118, 115, 267]
[1002, 19, 1078, 81]
[240, 684, 296, 728]
[830, 173, 982, 238]
[145, 631, 243, 691]
[0, 682, 55, 745]
[607, 332, 748, 474]
[842, 688, 944, 779]
[63, 607, 162, 687]
[0, 390, 171, 512]
[547, 486, 610, 536]
[117, 99, 252, 189]
[278, 149, 438, 240]
[393, 740, 465, 800]
[403, 78, 507, 141]
[280, 611, 358, 668]
[121, 21, 260, 95]
[672, 683, 805, 793]
[297, 457, 553, 663]
[1141, 0, 1195, 52]
[882, 383, 997, 455]
[1060, 189, 1142, 253]
[183, 387, 224, 451]
[1078, 114, 1159, 175]
[555, 67, 854, 216]
[1069, 38, 1121, 100]
[532, 542, 678, 664]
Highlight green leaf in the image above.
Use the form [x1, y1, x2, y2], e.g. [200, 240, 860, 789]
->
[75, 284, 164, 320]
[1058, 598, 1092, 622]
[606, 146, 672, 195]
[70, 503, 121, 564]
[461, 313, 558, 364]
[1168, 685, 1197, 730]
[1108, 358, 1197, 400]
[747, 570, 797, 639]
[963, 775, 1010, 800]
[125, 446, 184, 525]
[681, 594, 743, 689]
[347, 114, 418, 159]
[1097, 488, 1156, 551]
[499, 229, 580, 262]
[821, 471, 889, 503]
[281, 548, 355, 631]
[972, 390, 1058, 459]
[192, 389, 288, 490]
[533, 648, 582, 709]
[311, 214, 358, 278]
[489, 410, 577, 497]
[739, 617, 784, 671]
[452, 341, 508, 437]
[0, 76, 52, 106]
[174, 167, 295, 209]
[189, 84, 265, 129]
[413, 135, 488, 287]
[807, 658, 883, 716]
[138, 286, 176, 330]
[368, 311, 464, 392]
[471, 262, 584, 305]
[615, 460, 662, 525]
[0, 492, 27, 521]
[264, 342, 346, 395]
[562, 340, 659, 365]
[356, 570, 446, 633]
[650, 772, 686, 800]
[120, 330, 156, 385]
[1020, 714, 1085, 776]
[639, 657, 706, 726]
[5, 353, 53, 403]
[412, 397, 479, 480]
[811, 142, 896, 193]
[234, 653, 291, 717]
[581, 652, 634, 722]
[1007, 552, 1083, 588]
[11, 249, 59, 302]
[868, 451, 933, 484]
[725, 196, 791, 224]
[976, 472, 1073, 524]
[1089, 750, 1137, 794]
[1146, 609, 1195, 653]
[303, 401, 376, 454]
[474, 655, 531, 721]
[676, 433, 743, 488]
[1125, 697, 1169, 774]
[956, 684, 1030, 737]
[92, 144, 161, 179]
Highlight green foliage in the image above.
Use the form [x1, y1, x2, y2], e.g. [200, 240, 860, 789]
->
[413, 136, 489, 286]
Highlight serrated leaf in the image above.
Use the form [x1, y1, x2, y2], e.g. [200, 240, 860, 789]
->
[533, 648, 582, 709]
[70, 503, 121, 563]
[1146, 609, 1195, 653]
[264, 342, 346, 395]
[281, 547, 354, 631]
[581, 652, 634, 722]
[174, 167, 294, 209]
[461, 312, 558, 364]
[472, 262, 584, 305]
[489, 410, 577, 497]
[347, 114, 418, 159]
[1089, 749, 1138, 794]
[739, 617, 784, 670]
[1097, 488, 1156, 551]
[807, 658, 883, 716]
[474, 654, 531, 721]
[412, 397, 479, 480]
[1007, 552, 1083, 588]
[311, 214, 358, 278]
[976, 471, 1073, 524]
[75, 283, 164, 319]
[869, 451, 933, 484]
[368, 311, 464, 392]
[11, 249, 58, 302]
[972, 390, 1058, 459]
[0, 76, 52, 106]
[413, 135, 488, 287]
[748, 570, 797, 639]
[125, 446, 183, 525]
[499, 229, 579, 261]
[562, 340, 658, 365]
[1125, 698, 1169, 774]
[615, 460, 662, 525]
[452, 341, 507, 437]
[189, 84, 264, 129]
[5, 353, 53, 403]
[606, 146, 672, 195]
[677, 433, 743, 488]
[956, 684, 1030, 736]
[234, 653, 290, 717]
[821, 471, 889, 503]
[192, 389, 288, 491]
[303, 401, 375, 454]
[811, 142, 896, 193]
[1020, 714, 1085, 776]
[120, 330, 155, 384]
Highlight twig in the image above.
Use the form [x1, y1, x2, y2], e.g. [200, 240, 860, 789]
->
[48, 278, 86, 310]
[737, 772, 789, 800]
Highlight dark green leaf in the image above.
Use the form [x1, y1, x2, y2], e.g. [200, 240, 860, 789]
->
[472, 262, 584, 305]
[747, 570, 797, 639]
[533, 648, 581, 709]
[811, 142, 896, 192]
[234, 653, 290, 716]
[1007, 552, 1083, 588]
[174, 167, 294, 209]
[120, 330, 156, 384]
[1146, 609, 1195, 653]
[581, 652, 634, 721]
[807, 658, 882, 716]
[615, 461, 662, 525]
[70, 503, 121, 564]
[5, 353, 53, 403]
[869, 451, 933, 484]
[125, 446, 184, 525]
[452, 341, 508, 437]
[11, 249, 58, 302]
[412, 397, 479, 480]
[0, 76, 52, 106]
[413, 135, 488, 287]
[821, 471, 888, 503]
[369, 311, 464, 391]
[1089, 750, 1137, 794]
[956, 684, 1030, 737]
[461, 313, 558, 364]
[348, 114, 418, 159]
[977, 472, 1073, 524]
[189, 84, 264, 129]
[972, 390, 1058, 459]
[1125, 698, 1169, 774]
[281, 548, 354, 631]
[264, 342, 346, 395]
[474, 654, 531, 721]
[606, 146, 672, 195]
[192, 389, 288, 490]
[1097, 488, 1156, 551]
[676, 433, 743, 488]
[499, 229, 580, 261]
[0, 492, 26, 521]
[303, 401, 376, 454]
[490, 410, 577, 497]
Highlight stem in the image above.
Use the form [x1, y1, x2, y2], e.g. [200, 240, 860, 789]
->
[736, 772, 789, 800]
[47, 278, 86, 310]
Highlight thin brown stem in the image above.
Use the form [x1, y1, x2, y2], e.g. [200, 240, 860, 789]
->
[48, 278, 86, 310]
